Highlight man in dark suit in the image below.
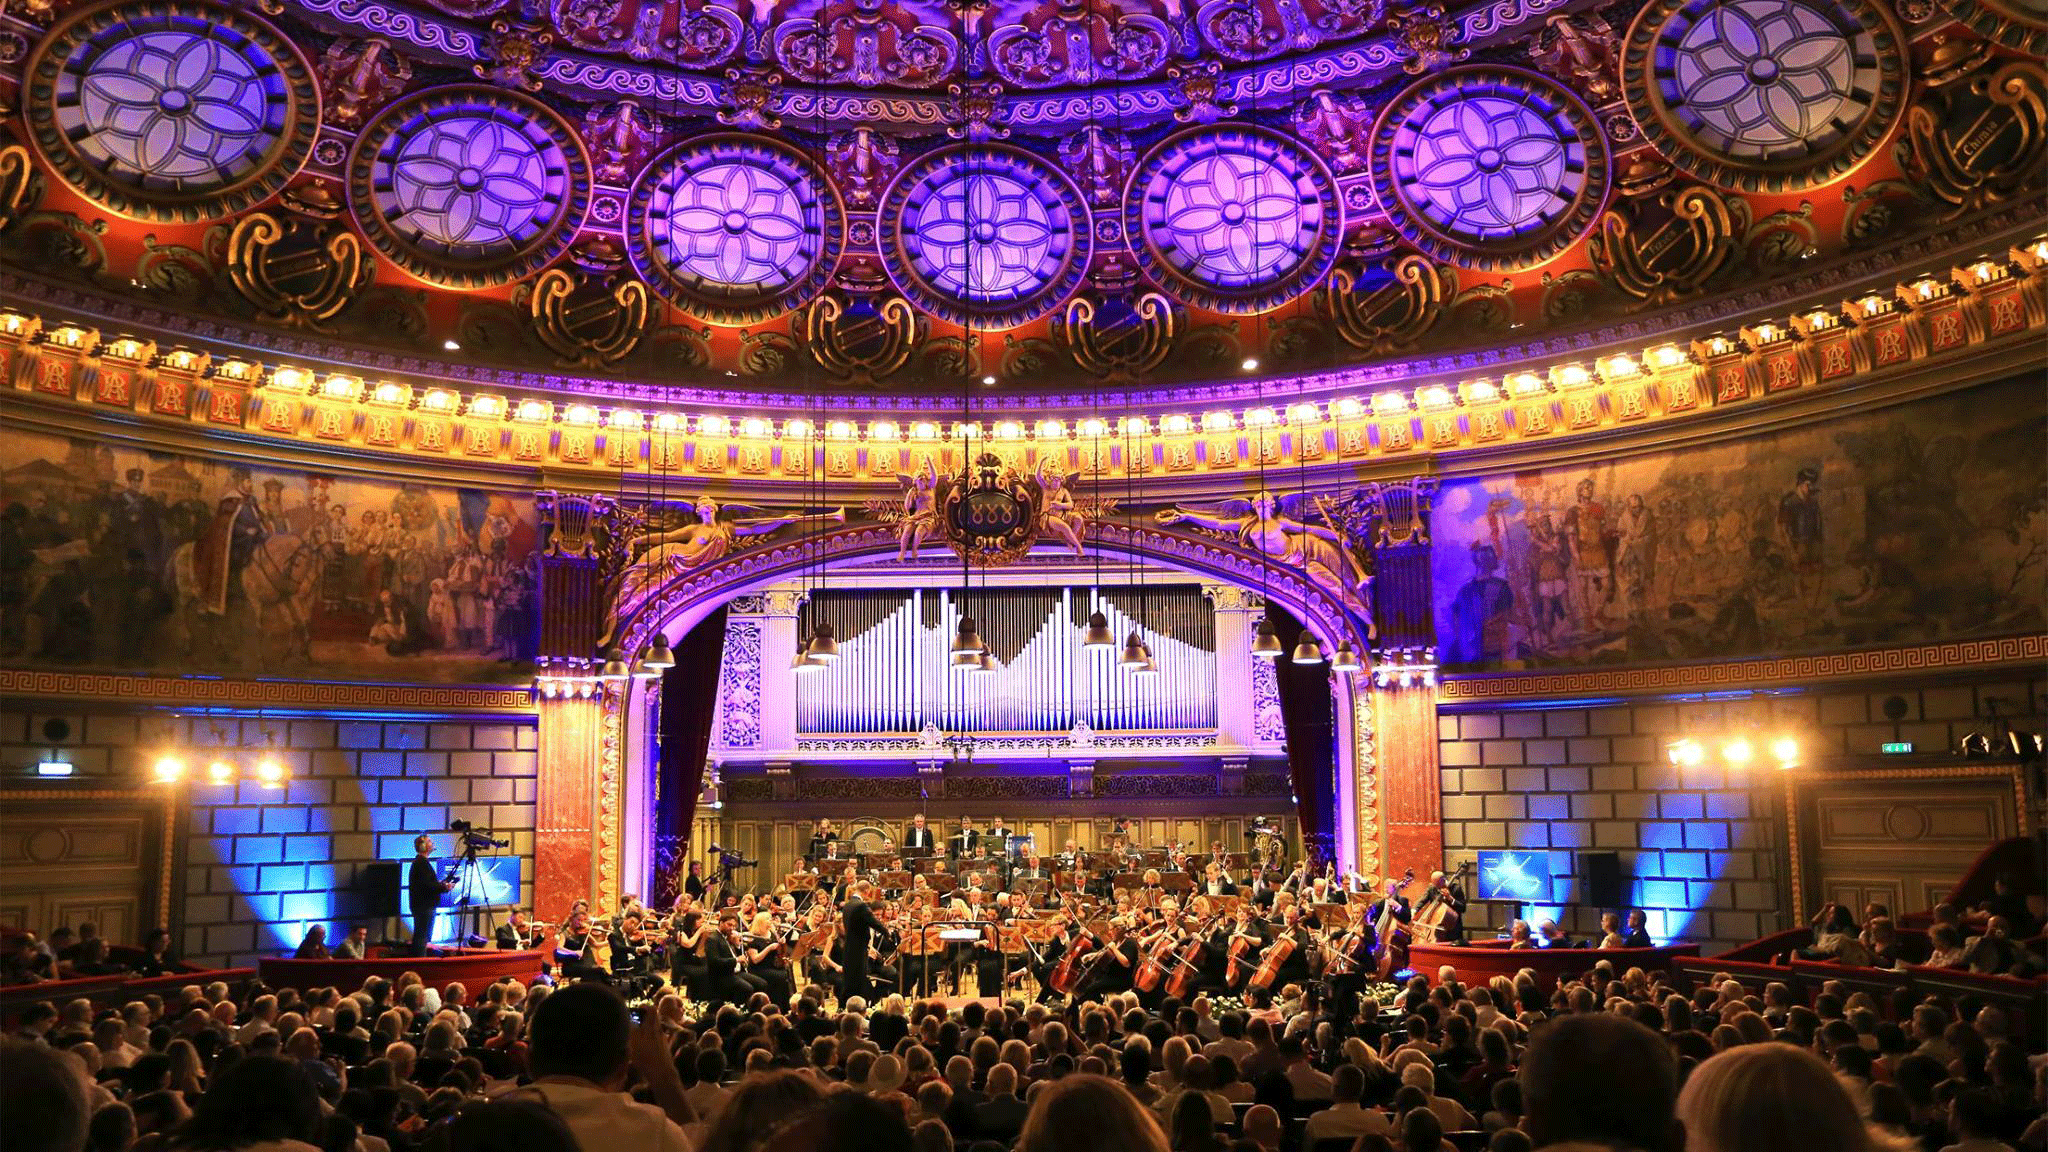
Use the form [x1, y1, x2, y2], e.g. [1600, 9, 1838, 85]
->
[841, 881, 889, 1003]
[494, 910, 539, 951]
[950, 818, 979, 859]
[408, 835, 451, 956]
[903, 813, 936, 852]
[973, 1063, 1030, 1141]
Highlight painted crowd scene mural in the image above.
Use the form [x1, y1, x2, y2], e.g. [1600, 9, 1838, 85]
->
[0, 430, 540, 683]
[1433, 378, 2047, 672]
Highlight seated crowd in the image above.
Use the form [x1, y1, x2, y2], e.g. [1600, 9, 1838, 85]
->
[5, 948, 2043, 1152]
[1797, 876, 2044, 979]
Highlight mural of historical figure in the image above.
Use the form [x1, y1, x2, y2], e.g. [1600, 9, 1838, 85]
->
[1432, 377, 2046, 671]
[0, 430, 539, 683]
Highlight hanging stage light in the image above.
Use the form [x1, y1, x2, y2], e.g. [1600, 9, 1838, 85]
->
[1291, 632, 1325, 664]
[1082, 610, 1115, 649]
[1135, 646, 1161, 678]
[972, 651, 1000, 675]
[598, 648, 632, 681]
[805, 621, 840, 663]
[639, 634, 676, 671]
[792, 640, 824, 674]
[1330, 639, 1362, 673]
[951, 615, 985, 668]
[1251, 617, 1283, 660]
[1119, 630, 1149, 669]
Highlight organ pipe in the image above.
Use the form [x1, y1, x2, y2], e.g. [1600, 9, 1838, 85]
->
[793, 585, 1218, 735]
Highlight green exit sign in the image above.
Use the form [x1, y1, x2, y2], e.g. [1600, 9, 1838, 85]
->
[1881, 741, 1914, 754]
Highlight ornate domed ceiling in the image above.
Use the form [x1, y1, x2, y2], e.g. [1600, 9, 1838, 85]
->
[0, 0, 2042, 402]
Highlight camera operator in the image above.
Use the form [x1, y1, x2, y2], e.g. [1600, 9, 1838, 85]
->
[409, 834, 453, 956]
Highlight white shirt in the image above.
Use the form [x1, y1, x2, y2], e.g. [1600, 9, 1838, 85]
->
[1203, 1037, 1254, 1064]
[683, 1080, 731, 1122]
[1303, 1102, 1393, 1146]
[523, 1079, 694, 1152]
[1284, 1062, 1334, 1101]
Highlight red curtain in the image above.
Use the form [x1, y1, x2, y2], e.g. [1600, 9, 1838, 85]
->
[651, 605, 728, 909]
[1270, 604, 1337, 867]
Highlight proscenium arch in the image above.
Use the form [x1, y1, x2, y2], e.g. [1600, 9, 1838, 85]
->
[610, 521, 1374, 895]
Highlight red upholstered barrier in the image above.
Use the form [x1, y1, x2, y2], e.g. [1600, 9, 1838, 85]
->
[256, 948, 548, 992]
[1407, 938, 1701, 990]
[0, 967, 257, 1026]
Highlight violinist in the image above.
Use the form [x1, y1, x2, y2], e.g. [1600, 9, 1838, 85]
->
[607, 912, 646, 978]
[744, 911, 794, 1008]
[668, 910, 710, 999]
[705, 913, 767, 1005]
[972, 895, 1007, 997]
[494, 909, 543, 951]
[556, 911, 604, 982]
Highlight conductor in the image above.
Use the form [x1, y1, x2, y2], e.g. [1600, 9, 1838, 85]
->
[408, 834, 453, 956]
[840, 880, 889, 1001]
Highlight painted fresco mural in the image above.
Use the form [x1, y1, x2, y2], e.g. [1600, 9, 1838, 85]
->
[0, 430, 539, 683]
[1433, 377, 2047, 671]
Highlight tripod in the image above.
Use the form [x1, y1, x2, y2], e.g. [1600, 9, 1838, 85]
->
[445, 845, 500, 947]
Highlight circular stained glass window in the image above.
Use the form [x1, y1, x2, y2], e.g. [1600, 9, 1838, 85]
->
[1368, 67, 1610, 271]
[1125, 126, 1341, 314]
[22, 0, 317, 222]
[347, 86, 590, 288]
[627, 135, 843, 325]
[878, 145, 1091, 329]
[1623, 0, 1907, 192]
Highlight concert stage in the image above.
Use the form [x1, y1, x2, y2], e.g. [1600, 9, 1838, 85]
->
[256, 948, 550, 992]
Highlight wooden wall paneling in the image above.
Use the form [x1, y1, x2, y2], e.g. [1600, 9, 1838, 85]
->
[1790, 765, 2023, 919]
[0, 801, 156, 941]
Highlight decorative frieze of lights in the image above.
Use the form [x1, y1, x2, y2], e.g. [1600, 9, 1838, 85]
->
[2, 239, 2041, 478]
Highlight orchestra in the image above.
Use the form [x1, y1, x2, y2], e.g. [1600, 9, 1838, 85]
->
[472, 814, 1475, 1014]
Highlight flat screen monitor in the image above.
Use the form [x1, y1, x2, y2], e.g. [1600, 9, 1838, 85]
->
[1475, 850, 1552, 903]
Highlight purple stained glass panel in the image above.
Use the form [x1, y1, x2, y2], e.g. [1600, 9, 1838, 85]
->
[879, 146, 1089, 328]
[1126, 126, 1340, 314]
[628, 136, 842, 324]
[53, 19, 292, 195]
[1367, 68, 1608, 271]
[1658, 0, 1873, 160]
[371, 105, 571, 258]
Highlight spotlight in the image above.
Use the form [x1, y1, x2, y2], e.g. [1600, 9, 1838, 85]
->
[1769, 736, 1799, 766]
[1667, 738, 1705, 767]
[1722, 737, 1755, 766]
[254, 758, 286, 787]
[804, 622, 840, 663]
[35, 760, 73, 778]
[1241, 357, 1260, 372]
[442, 339, 461, 352]
[1081, 611, 1115, 650]
[1330, 639, 1362, 673]
[1291, 633, 1325, 664]
[598, 648, 632, 681]
[1251, 618, 1283, 660]
[205, 759, 235, 785]
[980, 374, 997, 386]
[152, 756, 186, 784]
[1119, 631, 1148, 670]
[639, 635, 676, 671]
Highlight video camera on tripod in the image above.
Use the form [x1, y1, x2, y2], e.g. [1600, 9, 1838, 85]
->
[451, 818, 509, 854]
[708, 843, 758, 869]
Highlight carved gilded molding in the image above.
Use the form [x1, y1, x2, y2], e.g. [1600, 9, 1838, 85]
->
[0, 668, 536, 711]
[2, 236, 2042, 487]
[1437, 634, 2048, 703]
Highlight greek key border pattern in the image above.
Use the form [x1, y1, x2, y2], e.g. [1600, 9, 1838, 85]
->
[1439, 635, 2048, 702]
[0, 668, 535, 712]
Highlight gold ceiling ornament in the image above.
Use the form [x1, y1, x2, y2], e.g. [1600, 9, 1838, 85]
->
[1321, 253, 1456, 352]
[1899, 55, 2048, 220]
[1052, 291, 1180, 381]
[0, 143, 40, 234]
[1937, 0, 2048, 53]
[225, 211, 372, 331]
[529, 266, 650, 368]
[1587, 184, 1747, 306]
[802, 292, 918, 382]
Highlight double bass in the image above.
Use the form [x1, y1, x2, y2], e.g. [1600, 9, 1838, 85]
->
[1410, 862, 1471, 946]
[1373, 869, 1415, 979]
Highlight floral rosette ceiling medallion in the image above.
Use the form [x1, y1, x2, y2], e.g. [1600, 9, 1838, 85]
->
[0, 0, 2040, 395]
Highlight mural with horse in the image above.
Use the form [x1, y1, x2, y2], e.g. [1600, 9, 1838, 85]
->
[0, 430, 540, 683]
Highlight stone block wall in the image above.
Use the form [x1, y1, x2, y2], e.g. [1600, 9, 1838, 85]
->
[1435, 674, 2043, 955]
[2, 707, 538, 968]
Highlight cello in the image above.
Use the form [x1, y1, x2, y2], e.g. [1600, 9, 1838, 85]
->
[1247, 919, 1299, 991]
[1373, 868, 1415, 979]
[1045, 918, 1095, 997]
[1133, 919, 1181, 993]
[1224, 910, 1264, 988]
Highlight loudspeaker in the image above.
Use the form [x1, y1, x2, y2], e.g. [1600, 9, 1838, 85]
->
[349, 861, 403, 920]
[1581, 851, 1626, 908]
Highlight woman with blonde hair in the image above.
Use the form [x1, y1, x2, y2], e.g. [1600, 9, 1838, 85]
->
[1017, 1073, 1169, 1152]
[1677, 1042, 1915, 1152]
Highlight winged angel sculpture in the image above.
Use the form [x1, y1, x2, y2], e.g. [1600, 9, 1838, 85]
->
[1155, 491, 1376, 638]
[612, 496, 844, 611]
